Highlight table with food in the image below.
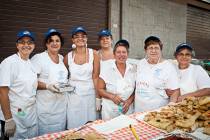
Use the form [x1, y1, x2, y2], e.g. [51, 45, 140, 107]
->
[31, 96, 210, 140]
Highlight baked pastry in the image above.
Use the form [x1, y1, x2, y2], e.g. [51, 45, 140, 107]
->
[144, 96, 210, 135]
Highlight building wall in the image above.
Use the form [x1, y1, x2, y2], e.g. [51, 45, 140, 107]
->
[110, 0, 187, 59]
[0, 0, 108, 62]
[187, 5, 210, 59]
[109, 0, 121, 43]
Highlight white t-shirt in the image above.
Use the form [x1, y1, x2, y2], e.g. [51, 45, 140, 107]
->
[99, 60, 136, 119]
[99, 61, 136, 100]
[0, 54, 37, 120]
[135, 58, 179, 112]
[176, 64, 210, 95]
[31, 51, 68, 84]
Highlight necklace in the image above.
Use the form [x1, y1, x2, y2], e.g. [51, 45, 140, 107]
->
[48, 51, 59, 64]
[73, 48, 88, 64]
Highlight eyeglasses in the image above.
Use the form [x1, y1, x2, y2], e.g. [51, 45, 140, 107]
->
[146, 46, 160, 51]
[177, 53, 192, 57]
[17, 40, 34, 45]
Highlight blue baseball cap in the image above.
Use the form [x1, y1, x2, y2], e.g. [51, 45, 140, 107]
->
[17, 30, 35, 41]
[71, 26, 87, 37]
[98, 29, 112, 38]
[45, 28, 61, 38]
[175, 43, 193, 53]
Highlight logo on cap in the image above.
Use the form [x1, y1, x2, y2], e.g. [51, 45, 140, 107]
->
[71, 26, 87, 36]
[17, 30, 34, 41]
[77, 27, 83, 30]
[45, 28, 60, 38]
[48, 29, 57, 33]
[98, 29, 112, 37]
[23, 31, 31, 35]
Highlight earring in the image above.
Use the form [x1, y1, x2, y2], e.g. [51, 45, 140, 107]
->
[72, 44, 76, 49]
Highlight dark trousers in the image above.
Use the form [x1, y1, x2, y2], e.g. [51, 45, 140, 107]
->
[0, 120, 9, 140]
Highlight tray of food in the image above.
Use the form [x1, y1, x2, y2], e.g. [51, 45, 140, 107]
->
[141, 96, 210, 137]
[54, 82, 75, 93]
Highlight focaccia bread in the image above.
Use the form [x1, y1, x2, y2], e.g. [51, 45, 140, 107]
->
[175, 111, 201, 128]
[147, 118, 173, 130]
[144, 96, 210, 135]
[199, 96, 210, 105]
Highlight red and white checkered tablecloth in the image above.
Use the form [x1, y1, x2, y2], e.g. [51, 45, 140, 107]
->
[31, 112, 166, 140]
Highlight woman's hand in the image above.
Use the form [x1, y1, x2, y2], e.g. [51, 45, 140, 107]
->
[122, 98, 133, 114]
[111, 94, 124, 105]
[165, 88, 180, 103]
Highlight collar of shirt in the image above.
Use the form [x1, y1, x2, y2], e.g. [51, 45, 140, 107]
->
[111, 60, 133, 74]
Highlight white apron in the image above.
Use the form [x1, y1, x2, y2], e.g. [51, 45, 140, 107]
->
[178, 66, 197, 95]
[36, 53, 68, 135]
[135, 60, 169, 112]
[101, 61, 135, 120]
[102, 79, 134, 120]
[67, 49, 96, 129]
[9, 55, 38, 139]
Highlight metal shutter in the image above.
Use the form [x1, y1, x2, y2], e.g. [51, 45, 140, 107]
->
[187, 5, 210, 59]
[0, 0, 108, 62]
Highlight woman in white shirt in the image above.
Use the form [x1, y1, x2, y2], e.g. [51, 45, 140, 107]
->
[0, 30, 38, 139]
[174, 43, 210, 101]
[31, 29, 68, 135]
[97, 29, 114, 61]
[98, 39, 136, 120]
[135, 36, 180, 112]
[96, 29, 114, 112]
[64, 26, 100, 129]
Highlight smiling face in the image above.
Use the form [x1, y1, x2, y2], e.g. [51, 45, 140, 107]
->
[175, 48, 192, 69]
[72, 32, 87, 48]
[99, 36, 112, 49]
[145, 43, 162, 62]
[46, 35, 61, 53]
[16, 36, 35, 58]
[114, 45, 128, 64]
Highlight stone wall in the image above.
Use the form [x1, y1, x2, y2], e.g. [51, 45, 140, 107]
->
[110, 0, 187, 59]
